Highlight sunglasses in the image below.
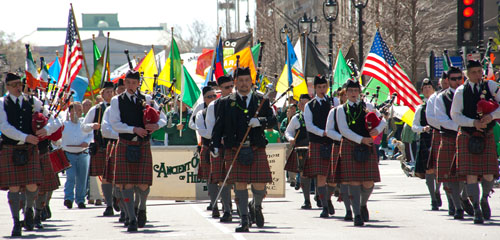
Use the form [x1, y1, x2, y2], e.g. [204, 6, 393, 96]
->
[7, 82, 22, 87]
[223, 85, 234, 90]
[449, 77, 461, 81]
[205, 94, 217, 99]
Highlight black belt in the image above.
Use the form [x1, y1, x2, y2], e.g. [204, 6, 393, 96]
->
[65, 150, 88, 155]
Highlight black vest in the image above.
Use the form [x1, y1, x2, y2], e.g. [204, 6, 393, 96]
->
[92, 102, 107, 145]
[118, 92, 146, 141]
[418, 102, 432, 140]
[200, 107, 211, 146]
[294, 112, 309, 146]
[332, 108, 341, 144]
[343, 102, 370, 138]
[441, 88, 457, 135]
[462, 81, 496, 132]
[2, 95, 34, 145]
[307, 98, 332, 144]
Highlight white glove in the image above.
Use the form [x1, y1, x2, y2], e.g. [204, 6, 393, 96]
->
[248, 118, 261, 128]
[211, 148, 219, 158]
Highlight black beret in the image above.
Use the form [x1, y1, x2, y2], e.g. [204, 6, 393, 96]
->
[202, 86, 214, 96]
[125, 70, 140, 80]
[421, 78, 434, 89]
[102, 81, 114, 89]
[466, 60, 482, 69]
[447, 66, 462, 76]
[299, 94, 311, 100]
[5, 72, 21, 83]
[313, 75, 327, 85]
[206, 81, 218, 87]
[216, 75, 233, 86]
[115, 78, 124, 89]
[441, 71, 448, 79]
[235, 67, 251, 77]
[345, 79, 361, 89]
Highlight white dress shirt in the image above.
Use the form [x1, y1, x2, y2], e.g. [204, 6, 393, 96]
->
[205, 100, 217, 135]
[195, 110, 211, 139]
[62, 118, 93, 153]
[425, 92, 441, 129]
[411, 104, 426, 133]
[284, 114, 301, 141]
[451, 80, 500, 127]
[435, 88, 459, 131]
[325, 107, 342, 141]
[189, 103, 205, 131]
[82, 101, 110, 133]
[337, 100, 387, 144]
[108, 91, 167, 134]
[101, 108, 119, 140]
[304, 95, 329, 137]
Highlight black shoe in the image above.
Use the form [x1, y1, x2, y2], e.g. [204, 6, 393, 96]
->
[212, 205, 220, 218]
[320, 207, 329, 218]
[127, 219, 138, 232]
[354, 215, 364, 226]
[78, 202, 86, 209]
[290, 182, 296, 188]
[124, 217, 129, 227]
[113, 197, 120, 212]
[314, 195, 322, 208]
[431, 201, 439, 211]
[248, 201, 256, 225]
[103, 206, 114, 216]
[301, 200, 312, 209]
[34, 212, 44, 229]
[255, 206, 264, 228]
[11, 219, 22, 237]
[235, 216, 249, 232]
[462, 199, 474, 216]
[344, 210, 353, 221]
[454, 209, 464, 219]
[435, 192, 442, 207]
[137, 210, 147, 228]
[119, 211, 126, 223]
[327, 200, 335, 215]
[480, 199, 491, 220]
[361, 206, 369, 222]
[448, 207, 456, 216]
[24, 208, 34, 231]
[45, 205, 52, 219]
[294, 184, 301, 191]
[206, 203, 213, 211]
[64, 199, 73, 209]
[220, 212, 232, 223]
[473, 207, 484, 224]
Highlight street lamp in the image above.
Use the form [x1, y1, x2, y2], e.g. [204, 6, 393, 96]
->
[298, 13, 312, 34]
[245, 14, 251, 31]
[352, 0, 369, 66]
[279, 24, 292, 63]
[323, 0, 338, 99]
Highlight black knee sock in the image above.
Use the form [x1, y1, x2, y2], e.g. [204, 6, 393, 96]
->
[317, 186, 327, 208]
[25, 189, 38, 209]
[221, 185, 232, 214]
[251, 186, 266, 208]
[449, 182, 463, 210]
[208, 183, 219, 206]
[435, 182, 442, 194]
[8, 192, 21, 220]
[425, 174, 436, 201]
[46, 191, 53, 205]
[466, 183, 480, 205]
[35, 193, 45, 210]
[101, 183, 113, 207]
[461, 183, 469, 200]
[361, 186, 374, 207]
[300, 177, 311, 201]
[481, 180, 494, 201]
[122, 188, 136, 220]
[327, 185, 336, 202]
[340, 184, 351, 211]
[349, 185, 361, 216]
[134, 187, 140, 209]
[137, 187, 150, 211]
[234, 189, 248, 217]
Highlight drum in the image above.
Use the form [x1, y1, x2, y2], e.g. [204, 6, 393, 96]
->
[49, 148, 72, 173]
[296, 146, 309, 172]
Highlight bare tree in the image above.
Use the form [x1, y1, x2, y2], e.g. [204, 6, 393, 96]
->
[0, 31, 27, 73]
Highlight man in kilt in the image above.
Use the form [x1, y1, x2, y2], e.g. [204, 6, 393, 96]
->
[303, 75, 339, 218]
[108, 70, 167, 231]
[336, 79, 386, 226]
[0, 73, 52, 236]
[194, 86, 220, 218]
[284, 94, 312, 209]
[211, 67, 276, 232]
[205, 75, 235, 223]
[450, 60, 500, 224]
[83, 81, 116, 216]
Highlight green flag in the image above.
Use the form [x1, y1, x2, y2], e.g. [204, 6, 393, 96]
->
[92, 39, 101, 69]
[181, 65, 201, 108]
[158, 38, 182, 94]
[251, 43, 261, 64]
[87, 40, 104, 97]
[363, 78, 390, 105]
[333, 49, 353, 90]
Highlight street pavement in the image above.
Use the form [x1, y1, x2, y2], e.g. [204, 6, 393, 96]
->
[1, 159, 499, 239]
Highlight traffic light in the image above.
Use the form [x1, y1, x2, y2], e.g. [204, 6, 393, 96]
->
[457, 0, 483, 47]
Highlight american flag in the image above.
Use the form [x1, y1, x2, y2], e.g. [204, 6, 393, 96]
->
[57, 9, 83, 89]
[361, 31, 422, 112]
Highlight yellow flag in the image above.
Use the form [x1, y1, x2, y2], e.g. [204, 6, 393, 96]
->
[223, 47, 257, 82]
[139, 49, 158, 92]
[276, 64, 309, 101]
[157, 58, 181, 94]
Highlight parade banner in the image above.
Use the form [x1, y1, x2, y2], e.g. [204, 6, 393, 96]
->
[148, 143, 287, 200]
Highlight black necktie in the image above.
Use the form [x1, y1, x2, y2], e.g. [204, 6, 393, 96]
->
[130, 95, 135, 104]
[16, 98, 21, 109]
[474, 84, 479, 96]
[242, 96, 248, 108]
[320, 99, 326, 105]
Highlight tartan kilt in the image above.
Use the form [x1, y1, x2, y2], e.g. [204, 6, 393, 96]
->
[436, 133, 465, 182]
[197, 145, 211, 181]
[0, 144, 42, 189]
[327, 142, 341, 183]
[456, 130, 500, 177]
[303, 142, 332, 178]
[103, 141, 117, 182]
[89, 146, 107, 176]
[224, 147, 272, 184]
[38, 151, 60, 192]
[284, 149, 299, 173]
[336, 138, 380, 182]
[113, 138, 153, 185]
[209, 149, 226, 183]
[428, 130, 441, 169]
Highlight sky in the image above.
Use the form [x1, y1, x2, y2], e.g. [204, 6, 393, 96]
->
[1, 0, 255, 46]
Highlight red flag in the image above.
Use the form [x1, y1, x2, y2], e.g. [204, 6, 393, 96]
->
[196, 49, 214, 76]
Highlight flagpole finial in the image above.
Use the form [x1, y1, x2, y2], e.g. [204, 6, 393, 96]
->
[55, 50, 59, 57]
[351, 39, 355, 45]
[376, 22, 380, 29]
[107, 32, 110, 37]
[92, 34, 95, 40]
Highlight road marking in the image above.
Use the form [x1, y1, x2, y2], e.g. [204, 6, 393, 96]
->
[191, 204, 247, 240]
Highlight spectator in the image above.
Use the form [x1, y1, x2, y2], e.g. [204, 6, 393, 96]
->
[164, 100, 197, 145]
[82, 99, 92, 116]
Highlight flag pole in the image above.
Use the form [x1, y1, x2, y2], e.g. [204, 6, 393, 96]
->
[209, 27, 223, 83]
[70, 3, 94, 102]
[179, 59, 184, 137]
